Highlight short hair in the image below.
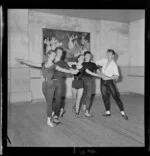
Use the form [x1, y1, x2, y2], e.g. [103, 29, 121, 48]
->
[47, 50, 56, 56]
[55, 47, 64, 52]
[55, 47, 66, 61]
[107, 49, 116, 55]
[84, 51, 91, 56]
[61, 50, 67, 61]
[77, 54, 84, 59]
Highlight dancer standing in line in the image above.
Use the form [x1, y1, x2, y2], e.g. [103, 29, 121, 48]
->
[81, 51, 105, 117]
[96, 49, 128, 120]
[17, 50, 56, 127]
[52, 47, 78, 123]
[68, 54, 85, 117]
[16, 50, 77, 126]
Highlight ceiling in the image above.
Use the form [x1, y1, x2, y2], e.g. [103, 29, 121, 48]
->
[31, 9, 145, 23]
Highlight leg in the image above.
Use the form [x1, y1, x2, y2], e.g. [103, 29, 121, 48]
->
[108, 81, 124, 111]
[42, 81, 55, 127]
[83, 78, 93, 116]
[100, 79, 111, 115]
[59, 96, 66, 117]
[59, 79, 66, 117]
[85, 79, 93, 111]
[72, 87, 77, 112]
[76, 88, 84, 114]
[108, 80, 128, 120]
[81, 78, 88, 111]
[53, 80, 62, 117]
[42, 81, 54, 117]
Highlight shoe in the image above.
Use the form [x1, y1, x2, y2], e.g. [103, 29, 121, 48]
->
[59, 109, 66, 117]
[53, 118, 61, 124]
[47, 119, 54, 127]
[53, 116, 61, 124]
[47, 121, 54, 127]
[121, 114, 128, 120]
[102, 113, 111, 117]
[84, 112, 93, 117]
[75, 112, 80, 118]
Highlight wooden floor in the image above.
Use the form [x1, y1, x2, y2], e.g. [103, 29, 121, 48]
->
[7, 93, 144, 147]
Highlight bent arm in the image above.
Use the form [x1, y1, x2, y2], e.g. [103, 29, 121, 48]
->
[67, 62, 77, 67]
[55, 65, 71, 73]
[104, 75, 119, 80]
[85, 69, 101, 77]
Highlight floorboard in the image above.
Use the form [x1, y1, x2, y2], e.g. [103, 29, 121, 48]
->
[7, 94, 144, 147]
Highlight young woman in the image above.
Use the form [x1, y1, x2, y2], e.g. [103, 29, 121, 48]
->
[81, 51, 106, 117]
[68, 54, 85, 117]
[16, 49, 77, 126]
[51, 47, 78, 123]
[17, 50, 56, 127]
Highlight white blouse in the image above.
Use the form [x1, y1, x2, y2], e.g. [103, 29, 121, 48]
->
[96, 58, 119, 77]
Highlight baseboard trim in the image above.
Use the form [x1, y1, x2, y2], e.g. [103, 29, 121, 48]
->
[9, 91, 32, 104]
[9, 91, 144, 105]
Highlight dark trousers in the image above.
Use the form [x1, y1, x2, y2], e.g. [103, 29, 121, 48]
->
[100, 79, 124, 112]
[53, 78, 66, 117]
[42, 81, 55, 117]
[53, 96, 66, 110]
[82, 77, 93, 111]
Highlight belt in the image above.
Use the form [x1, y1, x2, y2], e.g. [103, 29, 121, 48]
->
[51, 78, 65, 81]
[45, 78, 50, 81]
[74, 77, 82, 80]
[45, 77, 56, 81]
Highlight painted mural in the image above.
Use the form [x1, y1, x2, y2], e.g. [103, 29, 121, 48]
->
[43, 28, 90, 61]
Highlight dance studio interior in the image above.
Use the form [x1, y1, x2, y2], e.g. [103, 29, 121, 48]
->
[7, 9, 145, 147]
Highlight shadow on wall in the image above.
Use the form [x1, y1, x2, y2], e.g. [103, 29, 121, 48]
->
[113, 52, 123, 96]
[114, 53, 123, 84]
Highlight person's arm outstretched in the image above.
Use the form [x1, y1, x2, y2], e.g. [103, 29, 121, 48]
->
[55, 65, 78, 75]
[85, 69, 107, 78]
[16, 58, 42, 69]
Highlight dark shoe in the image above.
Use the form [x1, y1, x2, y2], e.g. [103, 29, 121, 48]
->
[75, 112, 80, 118]
[121, 114, 128, 120]
[102, 113, 111, 117]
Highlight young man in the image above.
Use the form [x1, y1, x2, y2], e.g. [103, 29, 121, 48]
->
[96, 49, 128, 120]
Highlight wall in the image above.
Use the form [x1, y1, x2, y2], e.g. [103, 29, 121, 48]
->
[8, 9, 144, 103]
[28, 10, 101, 99]
[8, 9, 32, 103]
[128, 19, 145, 94]
[97, 20, 130, 93]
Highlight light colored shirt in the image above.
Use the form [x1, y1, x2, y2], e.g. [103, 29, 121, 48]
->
[96, 58, 119, 77]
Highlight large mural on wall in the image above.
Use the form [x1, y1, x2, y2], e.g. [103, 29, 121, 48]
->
[43, 28, 90, 61]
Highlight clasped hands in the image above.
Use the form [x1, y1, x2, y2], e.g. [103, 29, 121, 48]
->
[97, 72, 111, 80]
[69, 68, 79, 75]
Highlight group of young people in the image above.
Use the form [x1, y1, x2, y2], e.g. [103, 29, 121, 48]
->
[17, 47, 128, 128]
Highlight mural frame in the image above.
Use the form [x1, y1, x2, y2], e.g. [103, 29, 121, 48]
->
[42, 28, 90, 62]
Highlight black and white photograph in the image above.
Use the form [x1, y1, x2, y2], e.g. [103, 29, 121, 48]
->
[6, 8, 147, 151]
